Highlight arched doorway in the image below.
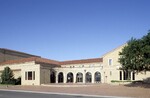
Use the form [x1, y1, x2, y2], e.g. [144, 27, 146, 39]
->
[67, 72, 73, 83]
[50, 71, 56, 83]
[76, 72, 83, 82]
[58, 72, 64, 83]
[86, 72, 92, 83]
[95, 72, 101, 83]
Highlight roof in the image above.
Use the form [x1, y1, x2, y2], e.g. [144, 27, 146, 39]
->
[101, 43, 127, 58]
[0, 57, 60, 66]
[60, 58, 103, 65]
[0, 48, 40, 57]
[0, 57, 102, 66]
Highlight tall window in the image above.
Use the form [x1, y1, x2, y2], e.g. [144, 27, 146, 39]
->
[110, 71, 112, 76]
[123, 70, 131, 80]
[132, 72, 135, 80]
[25, 71, 35, 80]
[28, 71, 32, 80]
[120, 71, 122, 80]
[108, 59, 113, 66]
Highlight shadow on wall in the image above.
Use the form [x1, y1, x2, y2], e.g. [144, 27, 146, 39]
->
[124, 77, 150, 88]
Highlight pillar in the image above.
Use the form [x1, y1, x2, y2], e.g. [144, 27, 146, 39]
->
[130, 72, 133, 80]
[122, 71, 124, 80]
[73, 73, 76, 83]
[83, 72, 86, 83]
[92, 73, 95, 83]
[63, 73, 66, 83]
[56, 72, 58, 83]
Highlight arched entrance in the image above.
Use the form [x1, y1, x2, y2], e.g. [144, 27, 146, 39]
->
[86, 72, 92, 83]
[76, 72, 83, 82]
[50, 71, 56, 83]
[58, 72, 64, 83]
[67, 72, 73, 83]
[95, 72, 101, 83]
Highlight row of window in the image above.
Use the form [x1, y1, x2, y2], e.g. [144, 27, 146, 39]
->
[25, 71, 35, 80]
[119, 71, 135, 80]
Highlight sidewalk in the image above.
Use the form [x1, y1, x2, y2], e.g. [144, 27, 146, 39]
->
[0, 84, 150, 98]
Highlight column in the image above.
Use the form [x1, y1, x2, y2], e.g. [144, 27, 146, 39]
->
[92, 73, 95, 83]
[122, 71, 124, 80]
[73, 73, 76, 83]
[83, 72, 86, 83]
[130, 72, 133, 80]
[63, 73, 66, 83]
[55, 72, 58, 83]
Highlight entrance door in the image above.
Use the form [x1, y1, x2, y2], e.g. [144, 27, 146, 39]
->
[76, 72, 83, 82]
[58, 72, 64, 83]
[67, 72, 73, 83]
[95, 72, 101, 83]
[86, 72, 92, 83]
[50, 71, 56, 83]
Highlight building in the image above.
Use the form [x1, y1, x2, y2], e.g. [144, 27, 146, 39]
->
[0, 45, 149, 85]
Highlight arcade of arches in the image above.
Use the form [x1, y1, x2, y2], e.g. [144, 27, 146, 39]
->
[50, 71, 101, 83]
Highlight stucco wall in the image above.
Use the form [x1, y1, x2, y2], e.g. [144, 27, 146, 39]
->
[102, 45, 125, 83]
[40, 66, 51, 84]
[21, 63, 40, 85]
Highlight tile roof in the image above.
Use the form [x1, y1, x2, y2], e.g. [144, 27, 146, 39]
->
[60, 58, 103, 65]
[0, 57, 60, 66]
[0, 48, 40, 57]
[0, 54, 102, 66]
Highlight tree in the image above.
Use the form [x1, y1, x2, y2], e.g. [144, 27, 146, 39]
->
[1, 67, 15, 84]
[119, 32, 150, 72]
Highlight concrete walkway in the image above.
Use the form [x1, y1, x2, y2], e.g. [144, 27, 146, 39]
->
[0, 84, 150, 98]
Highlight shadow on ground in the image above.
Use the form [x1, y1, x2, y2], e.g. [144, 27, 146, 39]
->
[125, 77, 150, 88]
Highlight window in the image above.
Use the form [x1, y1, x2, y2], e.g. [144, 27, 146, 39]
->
[123, 70, 131, 80]
[28, 71, 32, 80]
[25, 71, 35, 80]
[120, 71, 122, 80]
[132, 72, 135, 80]
[89, 65, 93, 67]
[110, 71, 112, 76]
[108, 59, 113, 66]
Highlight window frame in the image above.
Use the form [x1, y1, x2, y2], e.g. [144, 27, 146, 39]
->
[25, 71, 35, 80]
[108, 58, 113, 66]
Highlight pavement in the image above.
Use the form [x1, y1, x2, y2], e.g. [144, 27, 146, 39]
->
[0, 90, 128, 98]
[0, 83, 150, 98]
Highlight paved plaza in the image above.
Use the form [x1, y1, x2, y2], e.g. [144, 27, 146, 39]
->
[0, 84, 150, 98]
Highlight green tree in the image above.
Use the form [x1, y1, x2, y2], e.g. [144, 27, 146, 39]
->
[1, 67, 15, 84]
[119, 32, 150, 72]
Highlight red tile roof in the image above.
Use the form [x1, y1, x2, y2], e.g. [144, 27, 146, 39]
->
[0, 48, 40, 57]
[0, 57, 102, 66]
[60, 58, 103, 65]
[0, 57, 60, 66]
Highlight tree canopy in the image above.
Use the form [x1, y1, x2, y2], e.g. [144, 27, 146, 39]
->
[0, 66, 15, 84]
[119, 32, 150, 72]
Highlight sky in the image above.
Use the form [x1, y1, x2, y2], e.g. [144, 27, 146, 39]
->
[0, 0, 150, 61]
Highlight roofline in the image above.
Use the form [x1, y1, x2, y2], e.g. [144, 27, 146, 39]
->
[0, 57, 60, 66]
[101, 43, 127, 58]
[60, 58, 103, 65]
[0, 48, 40, 57]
